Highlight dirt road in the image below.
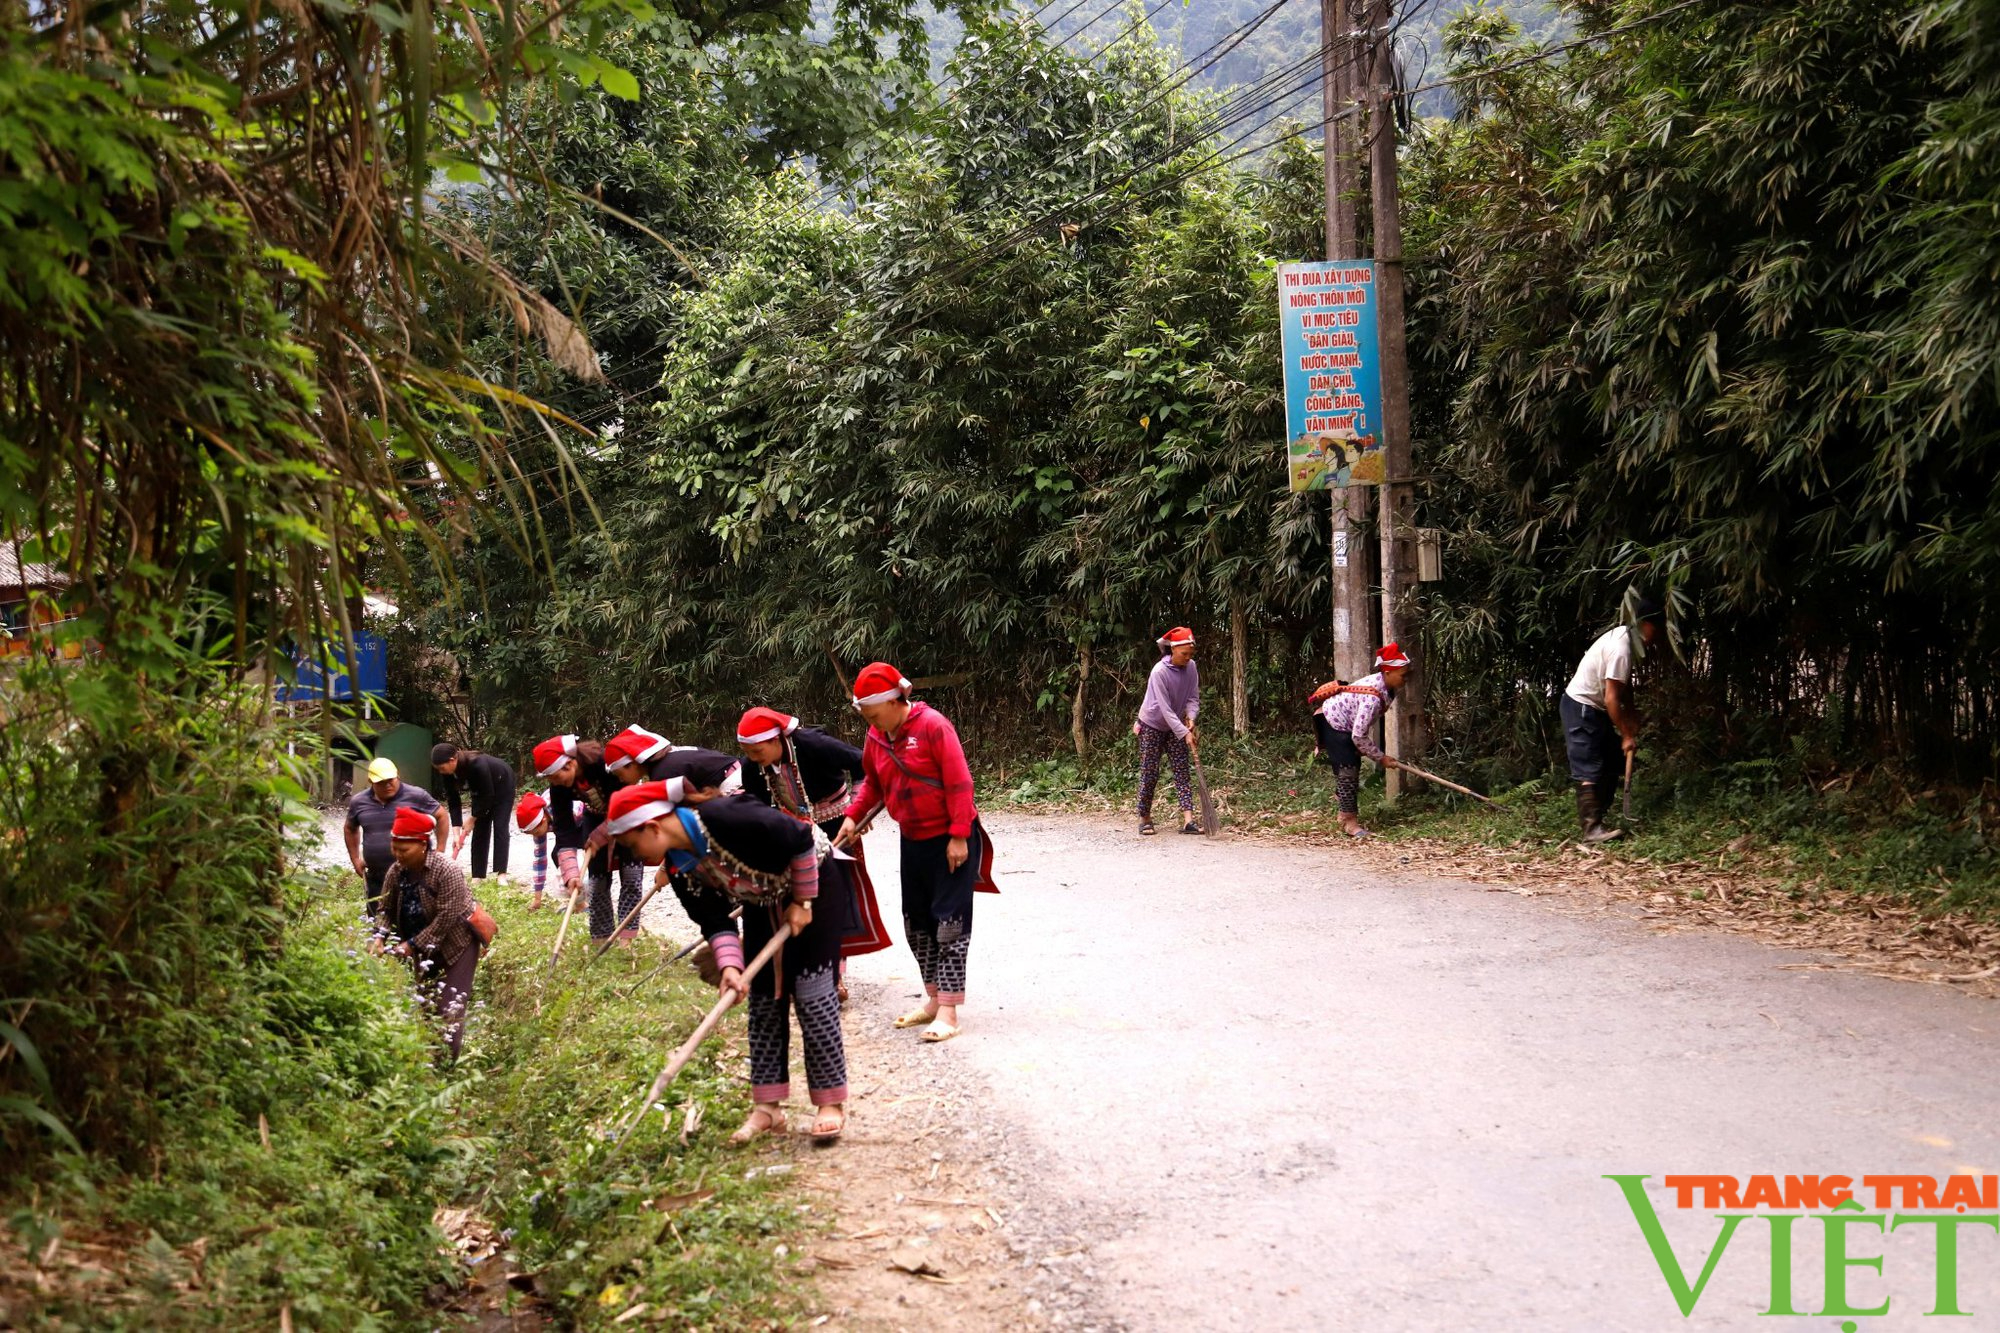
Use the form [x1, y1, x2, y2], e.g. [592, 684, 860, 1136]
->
[808, 812, 2000, 1331]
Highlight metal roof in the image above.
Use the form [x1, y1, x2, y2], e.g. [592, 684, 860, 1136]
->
[0, 539, 65, 590]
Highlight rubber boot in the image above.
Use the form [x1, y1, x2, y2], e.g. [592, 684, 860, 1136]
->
[1578, 783, 1622, 844]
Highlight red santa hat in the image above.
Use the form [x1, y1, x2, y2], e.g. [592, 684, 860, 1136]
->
[736, 706, 800, 746]
[533, 733, 579, 777]
[851, 662, 912, 708]
[603, 724, 672, 772]
[514, 791, 548, 831]
[1375, 642, 1411, 670]
[1157, 626, 1196, 650]
[606, 780, 677, 836]
[390, 806, 435, 841]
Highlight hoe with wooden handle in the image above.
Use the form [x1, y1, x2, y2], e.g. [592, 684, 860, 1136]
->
[615, 925, 792, 1143]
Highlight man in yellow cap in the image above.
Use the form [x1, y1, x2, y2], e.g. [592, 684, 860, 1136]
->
[344, 756, 449, 914]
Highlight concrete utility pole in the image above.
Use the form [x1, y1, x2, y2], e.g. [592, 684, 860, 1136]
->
[1367, 0, 1422, 795]
[1321, 0, 1373, 685]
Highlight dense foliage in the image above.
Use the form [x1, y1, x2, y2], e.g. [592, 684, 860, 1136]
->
[395, 16, 1343, 754]
[0, 0, 981, 1137]
[0, 0, 984, 1287]
[401, 0, 2000, 807]
[1404, 0, 2000, 779]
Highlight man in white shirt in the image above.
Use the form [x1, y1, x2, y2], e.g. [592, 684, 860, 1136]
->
[1562, 597, 1664, 843]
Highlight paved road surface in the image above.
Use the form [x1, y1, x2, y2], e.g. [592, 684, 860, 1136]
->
[844, 812, 2000, 1331]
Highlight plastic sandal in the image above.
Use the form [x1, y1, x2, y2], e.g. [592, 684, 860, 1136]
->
[894, 1007, 938, 1029]
[1139, 820, 1157, 836]
[810, 1105, 846, 1142]
[1180, 820, 1202, 835]
[728, 1104, 786, 1146]
[921, 1018, 961, 1043]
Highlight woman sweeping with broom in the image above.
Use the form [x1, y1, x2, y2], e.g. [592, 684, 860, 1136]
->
[1134, 627, 1202, 836]
[1311, 643, 1410, 838]
[607, 780, 851, 1143]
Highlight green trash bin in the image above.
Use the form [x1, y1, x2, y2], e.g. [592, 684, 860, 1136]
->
[373, 723, 436, 795]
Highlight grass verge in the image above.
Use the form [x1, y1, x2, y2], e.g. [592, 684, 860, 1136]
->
[3, 858, 808, 1331]
[985, 730, 2000, 916]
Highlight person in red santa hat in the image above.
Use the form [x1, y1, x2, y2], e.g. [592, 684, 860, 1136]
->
[608, 781, 851, 1143]
[1133, 626, 1202, 836]
[515, 791, 553, 911]
[596, 724, 748, 941]
[737, 706, 893, 1003]
[1309, 642, 1410, 838]
[834, 663, 995, 1044]
[603, 724, 742, 801]
[532, 733, 643, 942]
[376, 805, 482, 1063]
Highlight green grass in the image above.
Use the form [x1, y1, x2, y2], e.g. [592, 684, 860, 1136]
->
[470, 886, 808, 1330]
[986, 731, 2000, 916]
[3, 865, 809, 1331]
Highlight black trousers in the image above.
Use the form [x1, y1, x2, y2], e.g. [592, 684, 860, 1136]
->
[364, 863, 390, 916]
[1561, 694, 1622, 800]
[468, 799, 513, 879]
[588, 860, 646, 939]
[900, 829, 979, 1005]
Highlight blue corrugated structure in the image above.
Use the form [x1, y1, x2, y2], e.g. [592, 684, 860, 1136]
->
[275, 633, 388, 702]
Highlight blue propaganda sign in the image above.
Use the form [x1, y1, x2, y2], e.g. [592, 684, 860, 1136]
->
[1278, 260, 1386, 491]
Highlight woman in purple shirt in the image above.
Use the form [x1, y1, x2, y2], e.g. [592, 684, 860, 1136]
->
[1133, 626, 1201, 835]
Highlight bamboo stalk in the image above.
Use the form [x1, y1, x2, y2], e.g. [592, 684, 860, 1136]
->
[615, 925, 792, 1142]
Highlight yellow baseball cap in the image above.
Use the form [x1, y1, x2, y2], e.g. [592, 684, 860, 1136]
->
[366, 756, 399, 783]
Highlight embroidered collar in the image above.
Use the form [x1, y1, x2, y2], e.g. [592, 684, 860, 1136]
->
[667, 808, 708, 874]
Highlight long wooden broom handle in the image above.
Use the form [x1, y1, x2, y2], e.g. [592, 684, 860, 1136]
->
[615, 923, 793, 1142]
[1395, 760, 1497, 805]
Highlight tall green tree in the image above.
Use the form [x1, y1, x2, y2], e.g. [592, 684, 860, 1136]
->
[1402, 0, 2000, 776]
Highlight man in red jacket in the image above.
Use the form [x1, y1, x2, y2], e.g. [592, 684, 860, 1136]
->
[835, 661, 992, 1043]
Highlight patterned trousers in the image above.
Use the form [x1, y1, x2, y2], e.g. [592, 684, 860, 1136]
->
[588, 860, 646, 939]
[744, 897, 848, 1106]
[901, 830, 978, 1005]
[1136, 724, 1194, 818]
[1318, 720, 1364, 816]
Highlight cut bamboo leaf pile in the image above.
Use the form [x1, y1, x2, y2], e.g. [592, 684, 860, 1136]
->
[1355, 836, 2000, 1000]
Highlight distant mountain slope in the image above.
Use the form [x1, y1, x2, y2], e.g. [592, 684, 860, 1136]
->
[925, 0, 1565, 122]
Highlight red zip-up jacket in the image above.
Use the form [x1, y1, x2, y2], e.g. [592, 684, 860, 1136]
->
[845, 701, 977, 840]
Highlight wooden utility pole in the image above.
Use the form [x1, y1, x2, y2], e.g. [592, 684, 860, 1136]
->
[1367, 0, 1421, 796]
[1321, 0, 1372, 685]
